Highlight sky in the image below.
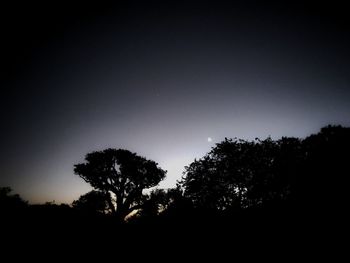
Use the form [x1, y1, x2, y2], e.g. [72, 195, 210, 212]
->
[1, 1, 350, 203]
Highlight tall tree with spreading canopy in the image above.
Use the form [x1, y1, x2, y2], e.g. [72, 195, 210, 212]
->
[74, 148, 166, 221]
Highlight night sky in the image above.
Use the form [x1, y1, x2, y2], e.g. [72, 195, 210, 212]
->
[2, 1, 350, 203]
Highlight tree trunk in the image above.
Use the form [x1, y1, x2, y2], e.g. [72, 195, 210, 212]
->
[115, 193, 129, 223]
[106, 192, 116, 214]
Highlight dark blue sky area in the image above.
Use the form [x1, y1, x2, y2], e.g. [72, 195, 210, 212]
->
[2, 1, 350, 203]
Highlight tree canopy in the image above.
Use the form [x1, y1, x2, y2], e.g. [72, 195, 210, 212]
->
[74, 148, 166, 221]
[180, 125, 350, 214]
[180, 137, 304, 211]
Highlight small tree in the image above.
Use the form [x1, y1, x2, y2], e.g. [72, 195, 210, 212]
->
[0, 187, 28, 215]
[72, 190, 111, 215]
[74, 148, 166, 221]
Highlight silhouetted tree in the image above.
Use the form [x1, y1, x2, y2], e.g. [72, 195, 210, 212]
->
[243, 137, 303, 208]
[0, 186, 27, 213]
[129, 187, 193, 225]
[72, 190, 111, 215]
[180, 137, 303, 212]
[137, 189, 168, 218]
[135, 188, 183, 217]
[299, 125, 350, 211]
[181, 153, 235, 211]
[155, 187, 194, 219]
[74, 148, 166, 221]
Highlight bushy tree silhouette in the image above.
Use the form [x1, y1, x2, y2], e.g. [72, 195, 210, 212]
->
[138, 189, 169, 218]
[135, 187, 186, 217]
[0, 187, 27, 213]
[180, 137, 303, 212]
[74, 148, 166, 221]
[180, 125, 350, 218]
[72, 190, 111, 215]
[2, 125, 348, 239]
[299, 125, 350, 212]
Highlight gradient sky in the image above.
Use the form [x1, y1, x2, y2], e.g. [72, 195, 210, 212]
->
[2, 1, 350, 203]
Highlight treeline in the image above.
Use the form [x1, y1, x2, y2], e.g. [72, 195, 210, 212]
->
[1, 125, 349, 228]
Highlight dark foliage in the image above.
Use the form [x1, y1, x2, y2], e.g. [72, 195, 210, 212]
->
[298, 125, 350, 213]
[0, 187, 27, 217]
[180, 137, 303, 211]
[1, 126, 348, 256]
[74, 148, 166, 221]
[72, 190, 111, 215]
[180, 125, 350, 220]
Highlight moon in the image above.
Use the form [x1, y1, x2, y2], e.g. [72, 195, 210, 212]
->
[207, 137, 212, 142]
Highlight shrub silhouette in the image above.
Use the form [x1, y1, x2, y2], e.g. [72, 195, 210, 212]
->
[0, 187, 27, 216]
[72, 190, 111, 215]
